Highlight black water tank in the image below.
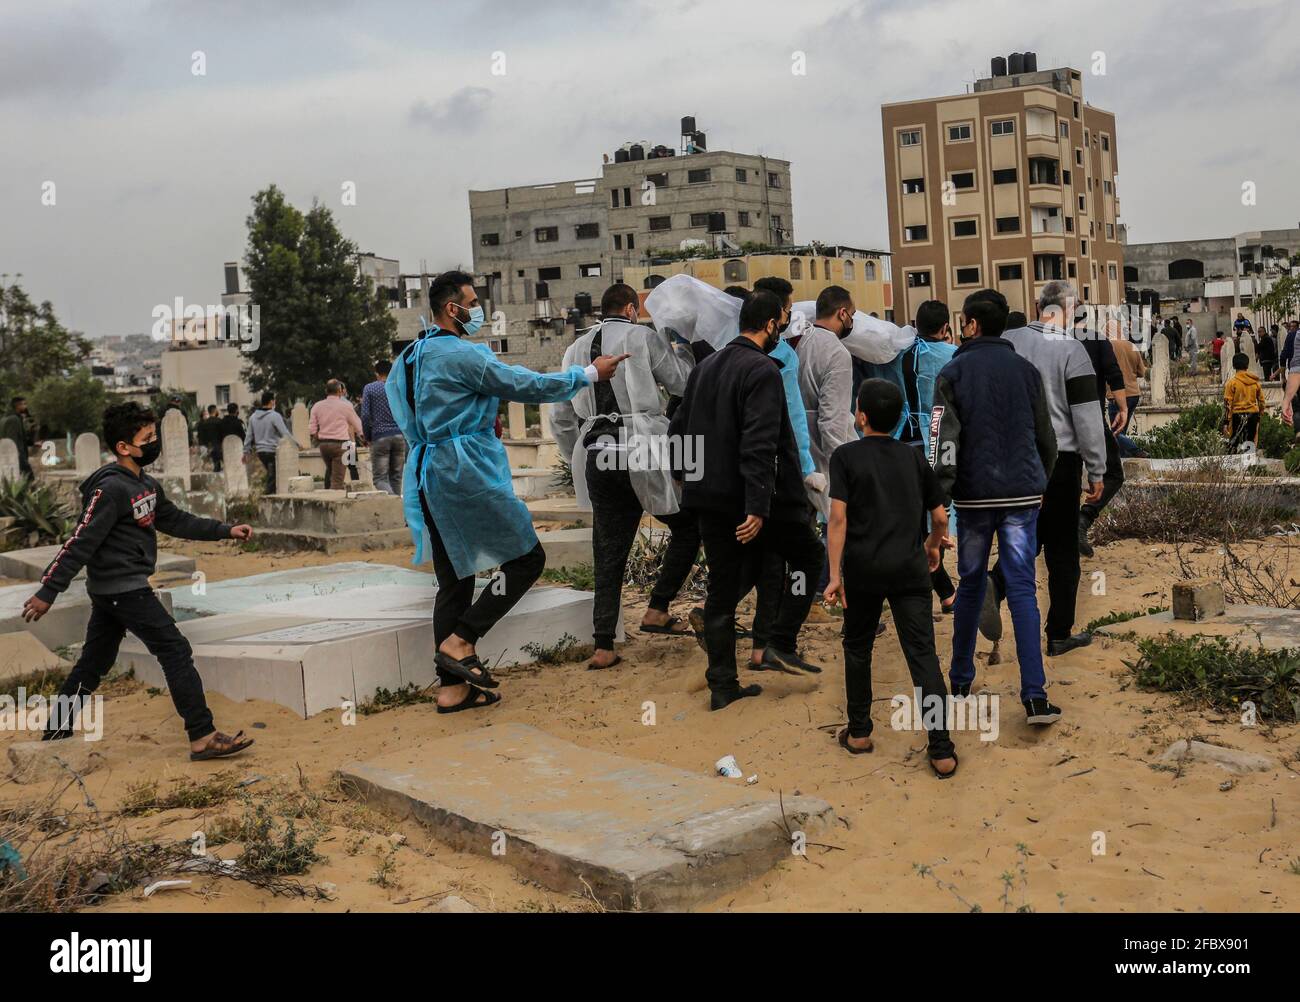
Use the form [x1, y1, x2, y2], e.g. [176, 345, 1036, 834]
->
[1024, 51, 1038, 72]
[681, 116, 696, 135]
[629, 144, 645, 161]
[575, 292, 592, 314]
[1008, 52, 1024, 75]
[535, 281, 549, 300]
[991, 55, 1007, 77]
[693, 131, 707, 150]
[707, 212, 726, 233]
[614, 148, 630, 163]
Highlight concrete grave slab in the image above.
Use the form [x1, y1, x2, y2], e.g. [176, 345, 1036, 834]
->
[526, 496, 592, 527]
[0, 545, 195, 584]
[1098, 603, 1300, 650]
[0, 581, 175, 652]
[535, 528, 594, 569]
[339, 722, 835, 912]
[120, 582, 604, 718]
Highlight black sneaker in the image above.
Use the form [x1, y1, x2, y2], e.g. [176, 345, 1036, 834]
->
[1047, 632, 1093, 656]
[1077, 515, 1095, 558]
[763, 647, 823, 674]
[950, 682, 972, 699]
[710, 683, 763, 711]
[978, 581, 1003, 642]
[1023, 698, 1063, 725]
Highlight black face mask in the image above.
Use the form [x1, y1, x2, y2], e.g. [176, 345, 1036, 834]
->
[129, 439, 162, 467]
[762, 323, 780, 354]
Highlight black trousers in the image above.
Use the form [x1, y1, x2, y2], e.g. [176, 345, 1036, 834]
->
[586, 453, 698, 650]
[210, 445, 223, 472]
[993, 450, 1083, 641]
[1229, 411, 1260, 451]
[1080, 421, 1124, 524]
[257, 451, 276, 494]
[419, 491, 545, 686]
[842, 581, 954, 759]
[49, 589, 214, 742]
[698, 509, 823, 694]
[930, 550, 955, 602]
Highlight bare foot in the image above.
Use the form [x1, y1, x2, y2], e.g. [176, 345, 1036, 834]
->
[439, 634, 475, 661]
[844, 733, 873, 752]
[436, 682, 471, 708]
[589, 648, 620, 669]
[641, 609, 672, 627]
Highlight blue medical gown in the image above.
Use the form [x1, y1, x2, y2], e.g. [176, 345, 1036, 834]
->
[386, 333, 589, 579]
[771, 338, 816, 477]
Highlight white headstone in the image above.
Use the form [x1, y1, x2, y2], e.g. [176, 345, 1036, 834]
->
[221, 435, 248, 496]
[291, 402, 311, 448]
[0, 440, 19, 483]
[74, 432, 100, 477]
[160, 410, 190, 489]
[1241, 332, 1262, 378]
[539, 402, 556, 441]
[275, 436, 300, 494]
[1150, 330, 1169, 406]
[507, 402, 526, 440]
[286, 475, 315, 494]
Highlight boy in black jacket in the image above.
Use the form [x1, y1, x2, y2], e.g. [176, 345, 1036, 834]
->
[667, 290, 825, 710]
[23, 402, 256, 760]
[823, 379, 958, 777]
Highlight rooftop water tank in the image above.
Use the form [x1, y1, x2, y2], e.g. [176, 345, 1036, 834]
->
[991, 55, 1007, 77]
[1008, 52, 1025, 75]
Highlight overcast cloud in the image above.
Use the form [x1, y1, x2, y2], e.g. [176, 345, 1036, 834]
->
[2, 0, 1296, 335]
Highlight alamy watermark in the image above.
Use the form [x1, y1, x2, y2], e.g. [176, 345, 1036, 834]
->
[0, 690, 104, 741]
[151, 298, 260, 352]
[590, 432, 704, 481]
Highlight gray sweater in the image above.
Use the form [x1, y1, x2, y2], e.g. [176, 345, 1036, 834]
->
[1003, 322, 1108, 481]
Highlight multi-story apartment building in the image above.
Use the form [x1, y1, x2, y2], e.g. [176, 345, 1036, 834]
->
[469, 133, 794, 318]
[882, 54, 1123, 326]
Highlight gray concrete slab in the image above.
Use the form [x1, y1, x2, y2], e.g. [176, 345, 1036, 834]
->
[339, 722, 835, 911]
[0, 545, 195, 584]
[0, 581, 174, 652]
[1099, 603, 1300, 649]
[535, 527, 593, 569]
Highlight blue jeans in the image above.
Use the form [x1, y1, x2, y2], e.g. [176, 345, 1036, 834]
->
[950, 506, 1047, 702]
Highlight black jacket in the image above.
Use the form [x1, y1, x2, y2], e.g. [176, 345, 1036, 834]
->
[668, 336, 809, 522]
[930, 335, 1057, 510]
[37, 463, 232, 603]
[218, 414, 246, 444]
[1074, 329, 1125, 406]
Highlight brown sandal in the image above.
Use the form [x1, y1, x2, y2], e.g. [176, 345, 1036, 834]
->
[837, 727, 873, 755]
[190, 730, 255, 761]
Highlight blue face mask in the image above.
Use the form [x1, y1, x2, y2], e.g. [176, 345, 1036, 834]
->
[456, 304, 485, 337]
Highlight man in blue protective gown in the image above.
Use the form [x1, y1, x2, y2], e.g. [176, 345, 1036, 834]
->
[387, 271, 628, 713]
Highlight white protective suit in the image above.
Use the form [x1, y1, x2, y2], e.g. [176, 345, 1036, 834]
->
[791, 301, 917, 365]
[789, 323, 857, 519]
[550, 318, 694, 517]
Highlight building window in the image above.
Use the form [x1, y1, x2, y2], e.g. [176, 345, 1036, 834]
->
[770, 214, 785, 239]
[1034, 254, 1065, 281]
[1059, 121, 1069, 138]
[1078, 195, 1086, 212]
[1075, 148, 1084, 166]
[1101, 135, 1110, 151]
[489, 338, 510, 354]
[646, 172, 668, 190]
[900, 129, 921, 146]
[1068, 261, 1077, 279]
[723, 259, 748, 283]
[1072, 100, 1080, 119]
[610, 189, 620, 208]
[843, 260, 855, 281]
[1168, 259, 1205, 280]
[538, 266, 562, 281]
[1062, 169, 1071, 186]
[687, 168, 711, 184]
[952, 219, 978, 238]
[1065, 216, 1074, 233]
[767, 172, 782, 188]
[995, 216, 1021, 233]
[1108, 263, 1118, 281]
[215, 384, 231, 406]
[992, 168, 1017, 185]
[955, 267, 980, 286]
[480, 232, 501, 248]
[947, 123, 972, 142]
[649, 216, 671, 231]
[689, 212, 711, 228]
[865, 261, 876, 281]
[1083, 285, 1090, 301]
[997, 263, 1023, 281]
[789, 258, 803, 280]
[738, 210, 751, 227]
[1028, 157, 1059, 185]
[645, 275, 665, 289]
[991, 118, 1015, 136]
[902, 177, 925, 194]
[579, 263, 602, 278]
[623, 187, 632, 205]
[950, 171, 975, 190]
[613, 234, 622, 250]
[906, 271, 932, 288]
[575, 222, 600, 239]
[904, 225, 928, 242]
[534, 226, 559, 243]
[627, 233, 635, 250]
[1106, 223, 1115, 240]
[1081, 239, 1088, 255]
[735, 168, 747, 182]
[810, 260, 817, 280]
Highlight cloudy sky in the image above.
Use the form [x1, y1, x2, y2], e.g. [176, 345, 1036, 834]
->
[3, 0, 1297, 336]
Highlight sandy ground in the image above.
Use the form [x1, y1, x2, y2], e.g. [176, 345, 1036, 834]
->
[2, 532, 1297, 914]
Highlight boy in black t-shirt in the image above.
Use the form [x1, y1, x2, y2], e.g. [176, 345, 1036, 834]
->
[824, 379, 958, 778]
